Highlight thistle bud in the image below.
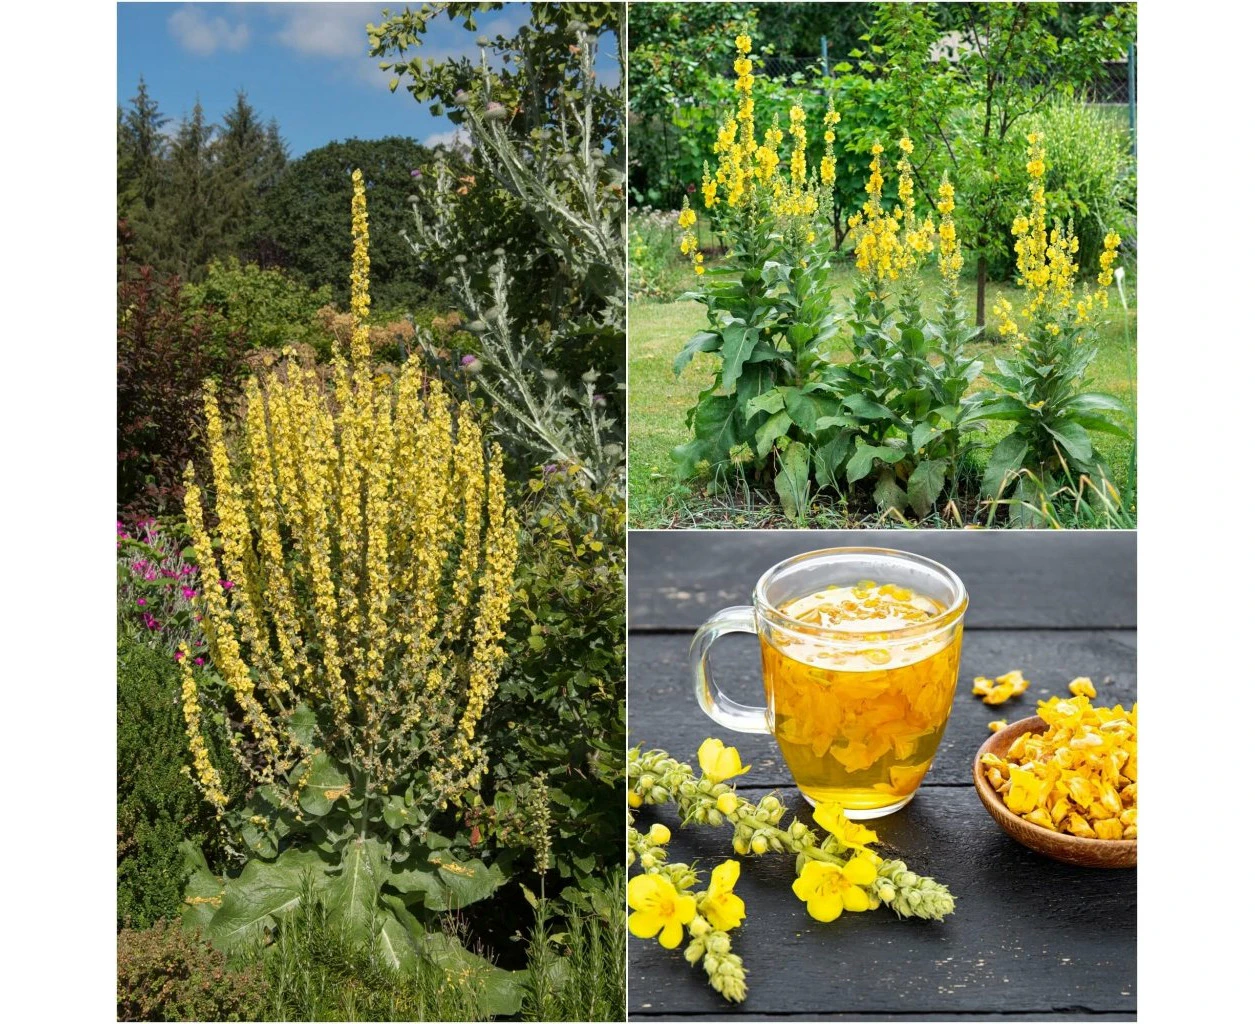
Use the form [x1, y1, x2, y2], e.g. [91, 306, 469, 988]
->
[484, 102, 508, 122]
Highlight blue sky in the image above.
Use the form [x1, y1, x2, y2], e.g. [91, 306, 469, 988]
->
[117, 2, 594, 155]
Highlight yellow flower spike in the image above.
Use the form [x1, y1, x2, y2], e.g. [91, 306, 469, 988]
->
[697, 738, 751, 783]
[791, 856, 876, 923]
[813, 802, 878, 850]
[649, 823, 672, 846]
[628, 873, 697, 949]
[701, 859, 747, 931]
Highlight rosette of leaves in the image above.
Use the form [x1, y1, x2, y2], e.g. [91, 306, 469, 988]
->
[372, 2, 625, 491]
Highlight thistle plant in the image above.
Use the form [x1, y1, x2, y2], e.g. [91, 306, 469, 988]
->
[177, 170, 524, 967]
[628, 741, 955, 1002]
[373, 5, 625, 490]
[981, 131, 1129, 521]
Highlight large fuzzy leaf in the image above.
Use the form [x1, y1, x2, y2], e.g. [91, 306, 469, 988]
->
[981, 434, 1029, 497]
[907, 460, 948, 518]
[774, 443, 811, 523]
[297, 752, 351, 817]
[422, 851, 507, 910]
[417, 933, 525, 1017]
[846, 441, 904, 485]
[180, 841, 223, 935]
[325, 837, 385, 943]
[205, 848, 331, 949]
[754, 409, 792, 458]
[720, 324, 758, 391]
[813, 433, 853, 490]
[672, 394, 739, 477]
[673, 330, 720, 375]
[1045, 420, 1094, 465]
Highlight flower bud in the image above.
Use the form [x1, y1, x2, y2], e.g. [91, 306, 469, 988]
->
[444, 276, 458, 287]
[649, 823, 671, 845]
[454, 90, 470, 105]
[476, 35, 490, 46]
[638, 774, 656, 790]
[639, 851, 657, 870]
[627, 791, 643, 808]
[750, 834, 769, 856]
[716, 792, 738, 816]
[732, 836, 750, 856]
[650, 786, 669, 804]
[708, 933, 731, 955]
[484, 102, 508, 122]
[689, 916, 711, 938]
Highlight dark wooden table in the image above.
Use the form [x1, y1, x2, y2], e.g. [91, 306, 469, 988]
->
[628, 531, 1136, 1022]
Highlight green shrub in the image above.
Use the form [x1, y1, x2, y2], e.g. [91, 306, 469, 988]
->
[117, 920, 267, 1021]
[184, 257, 332, 353]
[1010, 99, 1135, 276]
[475, 467, 625, 900]
[117, 635, 237, 929]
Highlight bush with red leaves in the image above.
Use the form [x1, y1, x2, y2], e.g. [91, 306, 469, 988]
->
[118, 221, 247, 520]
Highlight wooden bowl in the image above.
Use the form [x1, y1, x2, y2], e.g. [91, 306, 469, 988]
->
[973, 715, 1136, 869]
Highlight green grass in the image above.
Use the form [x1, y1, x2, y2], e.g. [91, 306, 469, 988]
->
[628, 259, 1137, 528]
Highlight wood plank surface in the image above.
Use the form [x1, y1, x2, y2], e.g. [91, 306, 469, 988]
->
[627, 532, 1136, 1019]
[628, 531, 1136, 631]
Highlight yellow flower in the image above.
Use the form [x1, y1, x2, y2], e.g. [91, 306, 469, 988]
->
[812, 802, 878, 850]
[678, 205, 696, 230]
[735, 34, 752, 54]
[649, 823, 672, 845]
[791, 856, 877, 922]
[628, 873, 697, 948]
[697, 738, 750, 783]
[628, 790, 643, 808]
[701, 860, 747, 931]
[715, 791, 739, 815]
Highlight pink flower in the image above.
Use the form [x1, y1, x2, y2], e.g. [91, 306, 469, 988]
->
[143, 613, 160, 630]
[173, 650, 185, 661]
[220, 579, 235, 591]
[136, 598, 146, 607]
[181, 586, 197, 600]
[194, 657, 205, 666]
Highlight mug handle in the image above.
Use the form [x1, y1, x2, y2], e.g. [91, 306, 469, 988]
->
[690, 605, 771, 734]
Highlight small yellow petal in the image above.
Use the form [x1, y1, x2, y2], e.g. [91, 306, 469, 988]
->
[807, 893, 844, 923]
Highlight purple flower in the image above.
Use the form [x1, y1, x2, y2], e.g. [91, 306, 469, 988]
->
[411, 168, 422, 178]
[181, 586, 197, 600]
[543, 463, 558, 475]
[461, 354, 477, 366]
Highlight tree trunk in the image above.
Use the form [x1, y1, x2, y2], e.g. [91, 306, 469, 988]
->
[975, 255, 988, 331]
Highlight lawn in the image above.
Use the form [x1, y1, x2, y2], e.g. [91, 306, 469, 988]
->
[627, 259, 1137, 528]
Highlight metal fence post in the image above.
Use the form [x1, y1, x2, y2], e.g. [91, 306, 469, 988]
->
[1128, 41, 1136, 156]
[821, 35, 829, 76]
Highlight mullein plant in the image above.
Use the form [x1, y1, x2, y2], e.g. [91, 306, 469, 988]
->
[671, 33, 845, 518]
[386, 13, 625, 491]
[628, 741, 955, 1003]
[176, 171, 526, 980]
[981, 131, 1128, 523]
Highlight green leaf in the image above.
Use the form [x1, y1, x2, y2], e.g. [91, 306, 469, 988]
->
[673, 330, 720, 375]
[418, 852, 506, 910]
[982, 434, 1029, 497]
[744, 388, 784, 419]
[873, 469, 907, 512]
[206, 849, 331, 949]
[910, 422, 938, 454]
[843, 393, 899, 424]
[774, 442, 811, 523]
[180, 841, 223, 935]
[325, 837, 385, 943]
[720, 324, 757, 391]
[376, 911, 418, 972]
[672, 394, 738, 477]
[979, 396, 1029, 420]
[1045, 421, 1093, 465]
[846, 442, 904, 485]
[813, 433, 852, 490]
[782, 388, 841, 438]
[754, 409, 792, 458]
[907, 460, 947, 518]
[297, 752, 352, 817]
[285, 705, 319, 749]
[417, 933, 525, 1017]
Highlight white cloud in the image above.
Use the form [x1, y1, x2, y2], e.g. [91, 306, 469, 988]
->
[274, 3, 375, 59]
[168, 6, 250, 56]
[423, 126, 470, 151]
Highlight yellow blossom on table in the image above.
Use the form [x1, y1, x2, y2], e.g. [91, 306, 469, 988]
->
[813, 802, 879, 850]
[701, 860, 747, 931]
[649, 822, 672, 845]
[628, 873, 697, 949]
[697, 737, 750, 783]
[791, 855, 877, 923]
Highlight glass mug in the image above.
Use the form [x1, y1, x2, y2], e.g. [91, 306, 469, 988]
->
[691, 548, 968, 818]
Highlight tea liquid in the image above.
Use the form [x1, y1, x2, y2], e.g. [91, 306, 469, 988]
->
[761, 582, 961, 810]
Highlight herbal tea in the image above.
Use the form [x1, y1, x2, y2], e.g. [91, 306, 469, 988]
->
[760, 581, 962, 810]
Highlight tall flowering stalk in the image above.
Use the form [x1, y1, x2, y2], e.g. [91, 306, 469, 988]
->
[179, 168, 520, 846]
[979, 132, 1129, 520]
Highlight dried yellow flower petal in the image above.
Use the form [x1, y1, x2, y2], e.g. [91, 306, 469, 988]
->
[988, 720, 1008, 733]
[984, 693, 1136, 841]
[1069, 677, 1097, 698]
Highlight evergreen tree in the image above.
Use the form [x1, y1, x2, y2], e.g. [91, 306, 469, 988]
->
[117, 78, 168, 221]
[149, 101, 228, 281]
